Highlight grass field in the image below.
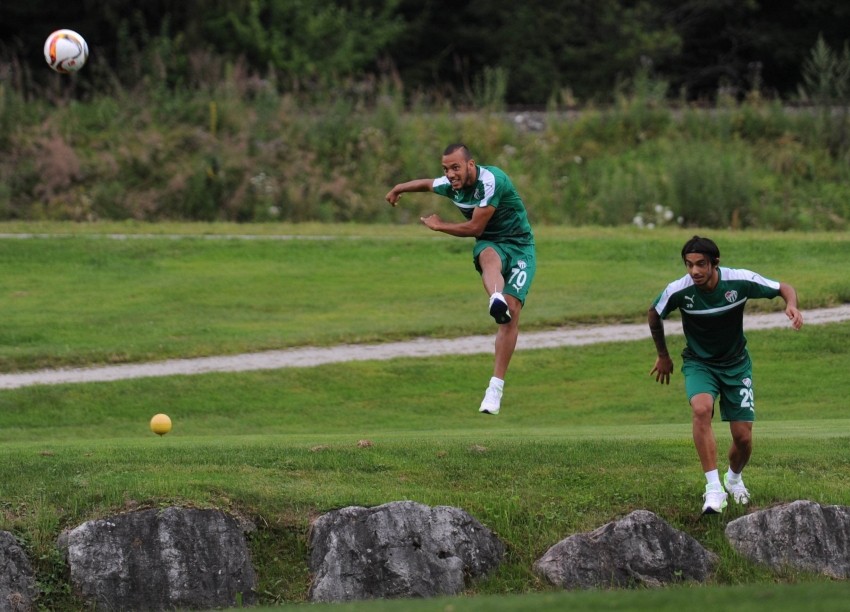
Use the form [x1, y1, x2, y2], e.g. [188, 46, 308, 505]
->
[0, 223, 849, 610]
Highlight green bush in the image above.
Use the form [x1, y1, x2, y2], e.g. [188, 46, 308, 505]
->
[2, 66, 850, 228]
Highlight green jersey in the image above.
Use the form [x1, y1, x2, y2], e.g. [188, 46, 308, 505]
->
[652, 267, 782, 366]
[432, 165, 534, 245]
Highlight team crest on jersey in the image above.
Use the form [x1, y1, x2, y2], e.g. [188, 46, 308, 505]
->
[473, 188, 483, 200]
[742, 377, 752, 388]
[725, 290, 738, 303]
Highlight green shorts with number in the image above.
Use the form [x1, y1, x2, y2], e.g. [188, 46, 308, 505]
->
[473, 240, 536, 306]
[682, 355, 755, 422]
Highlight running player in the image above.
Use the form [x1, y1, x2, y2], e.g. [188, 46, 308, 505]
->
[385, 144, 536, 415]
[648, 236, 803, 514]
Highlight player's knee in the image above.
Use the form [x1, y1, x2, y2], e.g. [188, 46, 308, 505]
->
[690, 398, 714, 421]
[505, 298, 521, 323]
[478, 247, 501, 265]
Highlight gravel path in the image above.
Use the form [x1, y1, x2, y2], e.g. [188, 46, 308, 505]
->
[1, 305, 848, 390]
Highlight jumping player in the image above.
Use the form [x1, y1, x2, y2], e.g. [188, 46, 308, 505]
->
[385, 144, 536, 415]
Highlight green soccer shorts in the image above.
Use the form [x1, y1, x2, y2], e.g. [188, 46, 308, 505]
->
[473, 240, 536, 306]
[682, 355, 756, 422]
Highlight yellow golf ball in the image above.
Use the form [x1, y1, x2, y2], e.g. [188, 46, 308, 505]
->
[150, 413, 172, 436]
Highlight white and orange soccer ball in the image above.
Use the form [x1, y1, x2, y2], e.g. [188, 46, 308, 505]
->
[43, 29, 89, 73]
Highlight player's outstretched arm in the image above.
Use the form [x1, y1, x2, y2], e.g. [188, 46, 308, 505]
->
[779, 282, 804, 330]
[385, 179, 434, 207]
[421, 203, 495, 237]
[648, 307, 674, 384]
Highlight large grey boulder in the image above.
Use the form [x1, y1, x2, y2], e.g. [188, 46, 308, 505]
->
[534, 509, 718, 589]
[725, 500, 850, 578]
[308, 500, 504, 602]
[57, 506, 257, 610]
[0, 531, 36, 612]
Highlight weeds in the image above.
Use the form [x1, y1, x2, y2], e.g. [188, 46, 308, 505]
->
[2, 64, 850, 228]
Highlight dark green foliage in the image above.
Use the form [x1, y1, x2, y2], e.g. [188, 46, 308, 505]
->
[799, 35, 850, 158]
[2, 3, 850, 225]
[2, 0, 849, 104]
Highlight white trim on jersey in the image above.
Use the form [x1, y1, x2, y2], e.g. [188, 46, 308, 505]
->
[720, 267, 780, 290]
[653, 275, 693, 315]
[653, 266, 778, 316]
[432, 176, 476, 210]
[433, 176, 449, 189]
[477, 167, 497, 207]
[685, 297, 749, 316]
[432, 168, 498, 209]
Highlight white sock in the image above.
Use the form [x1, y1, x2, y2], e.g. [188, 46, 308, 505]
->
[726, 468, 742, 483]
[489, 376, 504, 391]
[705, 469, 721, 489]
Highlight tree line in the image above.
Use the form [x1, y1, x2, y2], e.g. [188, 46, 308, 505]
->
[2, 0, 849, 106]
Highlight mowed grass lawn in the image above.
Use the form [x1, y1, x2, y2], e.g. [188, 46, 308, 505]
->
[0, 223, 849, 611]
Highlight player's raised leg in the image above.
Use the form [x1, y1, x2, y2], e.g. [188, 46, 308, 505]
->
[479, 247, 511, 324]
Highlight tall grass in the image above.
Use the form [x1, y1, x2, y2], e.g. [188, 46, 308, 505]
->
[2, 69, 850, 229]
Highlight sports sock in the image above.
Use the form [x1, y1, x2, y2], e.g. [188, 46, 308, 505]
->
[489, 376, 504, 391]
[726, 468, 742, 483]
[705, 469, 721, 489]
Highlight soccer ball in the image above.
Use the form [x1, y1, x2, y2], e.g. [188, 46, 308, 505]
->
[43, 29, 89, 73]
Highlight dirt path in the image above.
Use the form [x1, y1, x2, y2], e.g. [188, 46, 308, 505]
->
[1, 305, 848, 390]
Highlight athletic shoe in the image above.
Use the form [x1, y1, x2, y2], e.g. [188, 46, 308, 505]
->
[724, 474, 751, 505]
[488, 292, 511, 324]
[701, 484, 728, 515]
[479, 385, 502, 415]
